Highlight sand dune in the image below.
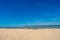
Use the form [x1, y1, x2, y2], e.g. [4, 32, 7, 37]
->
[0, 29, 60, 40]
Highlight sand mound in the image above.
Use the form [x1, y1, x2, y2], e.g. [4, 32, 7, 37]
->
[0, 29, 60, 40]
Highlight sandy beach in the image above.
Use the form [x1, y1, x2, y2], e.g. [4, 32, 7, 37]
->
[0, 29, 60, 40]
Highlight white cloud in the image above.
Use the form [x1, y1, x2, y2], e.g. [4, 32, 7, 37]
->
[52, 17, 60, 21]
[0, 20, 60, 27]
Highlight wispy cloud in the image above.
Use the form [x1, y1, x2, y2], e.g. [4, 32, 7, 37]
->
[51, 17, 60, 21]
[0, 17, 60, 27]
[0, 21, 60, 27]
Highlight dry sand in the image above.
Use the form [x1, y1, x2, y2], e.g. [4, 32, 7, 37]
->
[0, 29, 60, 40]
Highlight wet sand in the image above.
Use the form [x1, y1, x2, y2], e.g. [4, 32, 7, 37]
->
[0, 29, 60, 40]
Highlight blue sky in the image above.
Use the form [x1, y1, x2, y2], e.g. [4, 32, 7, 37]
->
[0, 0, 60, 26]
